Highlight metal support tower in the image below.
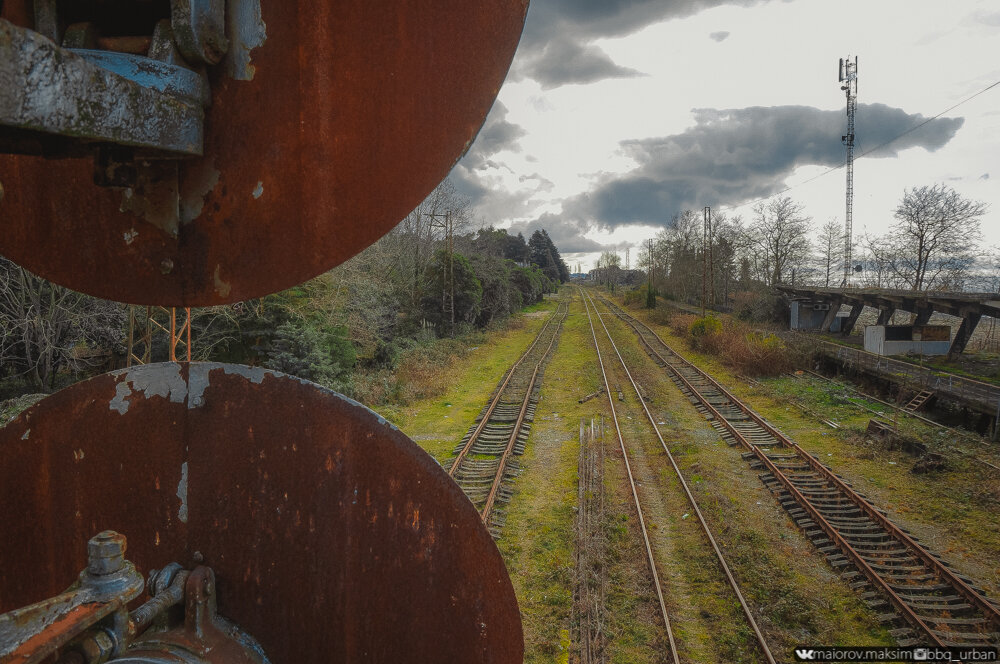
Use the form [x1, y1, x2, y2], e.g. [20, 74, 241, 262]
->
[426, 210, 455, 336]
[127, 306, 192, 366]
[839, 56, 858, 287]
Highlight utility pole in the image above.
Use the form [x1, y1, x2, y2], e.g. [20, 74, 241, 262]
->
[839, 55, 858, 287]
[425, 210, 454, 336]
[702, 206, 714, 315]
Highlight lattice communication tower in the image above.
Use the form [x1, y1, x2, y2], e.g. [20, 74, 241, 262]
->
[839, 55, 858, 287]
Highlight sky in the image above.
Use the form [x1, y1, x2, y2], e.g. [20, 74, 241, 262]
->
[448, 0, 1000, 272]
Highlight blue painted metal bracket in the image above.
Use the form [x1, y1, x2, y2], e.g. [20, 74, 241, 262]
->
[0, 19, 204, 156]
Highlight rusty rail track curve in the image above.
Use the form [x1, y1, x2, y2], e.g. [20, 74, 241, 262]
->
[448, 301, 568, 537]
[598, 293, 1000, 651]
[582, 289, 776, 664]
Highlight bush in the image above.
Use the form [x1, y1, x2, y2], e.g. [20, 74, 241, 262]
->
[265, 320, 356, 391]
[623, 284, 657, 309]
[689, 316, 722, 342]
[679, 314, 793, 376]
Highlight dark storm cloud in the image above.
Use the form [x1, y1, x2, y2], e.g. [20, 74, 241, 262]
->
[508, 214, 612, 253]
[709, 30, 731, 41]
[449, 100, 535, 220]
[461, 101, 526, 171]
[521, 36, 644, 89]
[515, 0, 773, 87]
[557, 103, 964, 228]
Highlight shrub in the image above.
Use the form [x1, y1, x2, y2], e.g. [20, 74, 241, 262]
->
[689, 316, 722, 349]
[679, 314, 793, 376]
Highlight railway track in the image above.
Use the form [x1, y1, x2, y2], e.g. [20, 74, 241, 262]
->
[447, 301, 568, 537]
[580, 288, 776, 664]
[597, 293, 1000, 651]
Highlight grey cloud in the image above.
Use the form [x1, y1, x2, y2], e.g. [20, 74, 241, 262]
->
[462, 102, 526, 171]
[508, 214, 611, 253]
[709, 31, 731, 41]
[520, 36, 645, 89]
[558, 103, 963, 228]
[967, 10, 1000, 26]
[514, 0, 773, 87]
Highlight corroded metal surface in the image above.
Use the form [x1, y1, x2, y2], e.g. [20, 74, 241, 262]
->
[0, 363, 523, 663]
[0, 20, 204, 154]
[0, 2, 528, 306]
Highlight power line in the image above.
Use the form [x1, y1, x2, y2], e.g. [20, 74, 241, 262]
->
[714, 76, 1000, 215]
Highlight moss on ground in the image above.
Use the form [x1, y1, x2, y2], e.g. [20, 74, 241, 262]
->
[595, 303, 893, 657]
[627, 296, 1000, 599]
[387, 296, 559, 463]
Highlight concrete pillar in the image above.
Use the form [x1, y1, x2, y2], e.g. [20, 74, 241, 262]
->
[820, 297, 844, 332]
[840, 303, 864, 335]
[875, 307, 895, 325]
[948, 312, 982, 356]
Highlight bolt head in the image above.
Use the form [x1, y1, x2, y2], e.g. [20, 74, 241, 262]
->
[87, 530, 126, 575]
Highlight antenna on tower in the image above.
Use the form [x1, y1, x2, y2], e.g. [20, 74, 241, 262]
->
[839, 55, 858, 287]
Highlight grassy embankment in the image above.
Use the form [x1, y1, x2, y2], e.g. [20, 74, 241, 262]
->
[593, 298, 893, 660]
[628, 295, 1000, 598]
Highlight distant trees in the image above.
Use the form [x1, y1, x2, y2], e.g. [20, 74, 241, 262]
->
[528, 229, 569, 283]
[884, 184, 985, 291]
[743, 197, 811, 286]
[815, 218, 844, 287]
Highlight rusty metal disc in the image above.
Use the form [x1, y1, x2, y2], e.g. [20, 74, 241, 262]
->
[0, 363, 523, 663]
[0, 2, 527, 306]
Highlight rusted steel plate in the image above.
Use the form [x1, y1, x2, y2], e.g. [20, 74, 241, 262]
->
[0, 363, 523, 663]
[0, 2, 527, 306]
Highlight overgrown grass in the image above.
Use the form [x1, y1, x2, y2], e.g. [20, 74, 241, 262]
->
[660, 310, 797, 377]
[626, 299, 1000, 598]
[596, 305, 893, 656]
[385, 297, 560, 460]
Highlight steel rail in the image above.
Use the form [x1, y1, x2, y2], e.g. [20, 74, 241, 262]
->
[601, 295, 1000, 646]
[580, 290, 680, 664]
[583, 290, 776, 664]
[448, 309, 558, 478]
[480, 364, 540, 524]
[481, 302, 568, 522]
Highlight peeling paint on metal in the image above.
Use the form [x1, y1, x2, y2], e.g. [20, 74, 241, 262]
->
[109, 363, 187, 414]
[213, 265, 232, 298]
[252, 181, 263, 199]
[225, 0, 267, 81]
[20, 429, 29, 440]
[123, 229, 137, 244]
[179, 158, 221, 224]
[188, 362, 269, 407]
[176, 462, 189, 523]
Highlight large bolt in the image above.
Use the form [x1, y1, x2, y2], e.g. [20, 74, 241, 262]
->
[87, 531, 127, 576]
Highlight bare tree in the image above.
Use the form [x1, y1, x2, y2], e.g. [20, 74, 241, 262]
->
[883, 183, 986, 291]
[815, 218, 844, 287]
[0, 259, 125, 390]
[743, 197, 812, 286]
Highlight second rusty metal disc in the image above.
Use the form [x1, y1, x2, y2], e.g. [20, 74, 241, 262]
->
[0, 363, 523, 663]
[0, 2, 527, 305]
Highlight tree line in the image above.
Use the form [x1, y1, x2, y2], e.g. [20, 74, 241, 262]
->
[0, 180, 571, 394]
[626, 183, 995, 313]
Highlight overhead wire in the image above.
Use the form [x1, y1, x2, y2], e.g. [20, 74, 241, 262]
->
[712, 77, 1000, 215]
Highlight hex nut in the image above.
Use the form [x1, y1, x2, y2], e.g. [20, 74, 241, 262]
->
[87, 531, 126, 576]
